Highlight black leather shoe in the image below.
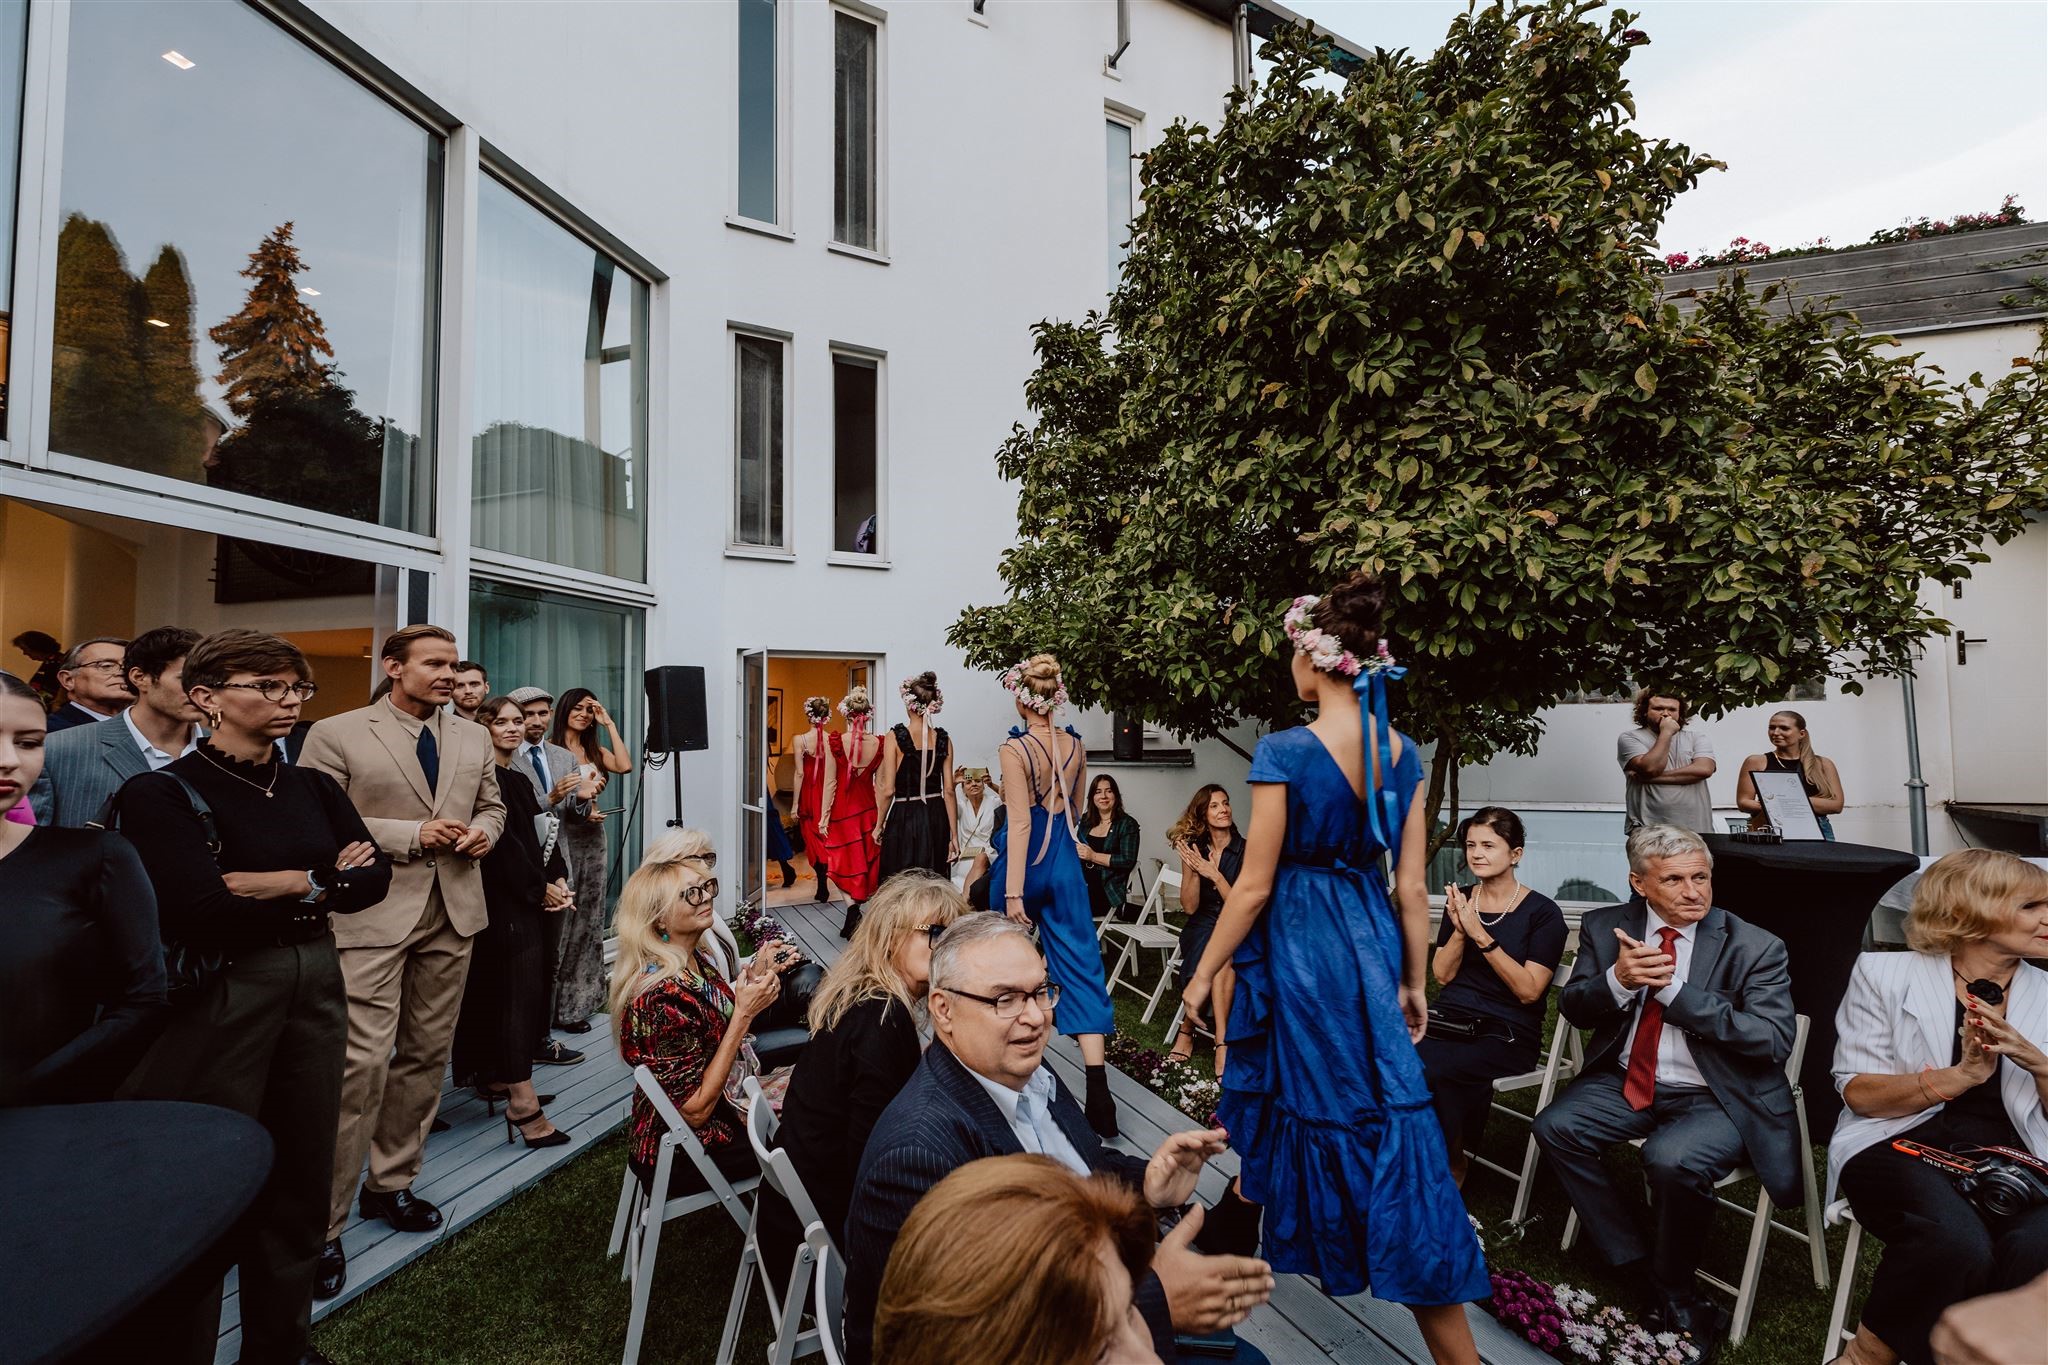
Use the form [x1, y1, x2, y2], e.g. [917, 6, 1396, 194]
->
[429, 1117, 451, 1133]
[314, 1238, 346, 1300]
[560, 1018, 593, 1034]
[358, 1186, 443, 1233]
[534, 1039, 584, 1066]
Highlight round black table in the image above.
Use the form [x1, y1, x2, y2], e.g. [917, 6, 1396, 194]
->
[1702, 835, 1920, 1134]
[0, 1100, 273, 1364]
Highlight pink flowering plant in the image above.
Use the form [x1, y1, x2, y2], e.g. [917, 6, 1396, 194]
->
[1661, 195, 2026, 272]
[1104, 1034, 1222, 1124]
[1487, 1266, 1700, 1365]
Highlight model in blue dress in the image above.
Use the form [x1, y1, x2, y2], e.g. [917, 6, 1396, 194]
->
[988, 653, 1120, 1136]
[1184, 585, 1489, 1364]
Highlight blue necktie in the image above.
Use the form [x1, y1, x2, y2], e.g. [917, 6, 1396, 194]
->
[416, 723, 440, 795]
[528, 745, 550, 795]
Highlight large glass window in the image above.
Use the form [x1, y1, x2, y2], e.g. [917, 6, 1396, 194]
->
[736, 0, 778, 225]
[1106, 117, 1135, 288]
[833, 352, 879, 555]
[832, 11, 879, 251]
[53, 1, 439, 530]
[0, 0, 28, 434]
[733, 332, 785, 549]
[472, 175, 649, 581]
[468, 578, 645, 920]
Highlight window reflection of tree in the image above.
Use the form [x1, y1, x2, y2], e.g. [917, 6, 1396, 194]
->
[49, 215, 407, 525]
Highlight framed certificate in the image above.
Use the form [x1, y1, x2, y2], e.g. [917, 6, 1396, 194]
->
[1751, 769, 1827, 841]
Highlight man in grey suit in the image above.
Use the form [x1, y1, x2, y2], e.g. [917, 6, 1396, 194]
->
[506, 685, 595, 1066]
[30, 626, 202, 826]
[1533, 824, 1800, 1359]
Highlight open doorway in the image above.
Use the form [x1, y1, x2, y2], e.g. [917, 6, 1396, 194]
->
[737, 650, 881, 912]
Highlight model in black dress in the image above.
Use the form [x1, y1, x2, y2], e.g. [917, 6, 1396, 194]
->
[878, 720, 954, 880]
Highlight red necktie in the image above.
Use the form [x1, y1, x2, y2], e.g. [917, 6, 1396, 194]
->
[1622, 926, 1681, 1111]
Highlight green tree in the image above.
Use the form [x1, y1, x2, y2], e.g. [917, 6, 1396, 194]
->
[949, 1, 2048, 847]
[49, 214, 151, 465]
[209, 220, 336, 417]
[138, 246, 209, 483]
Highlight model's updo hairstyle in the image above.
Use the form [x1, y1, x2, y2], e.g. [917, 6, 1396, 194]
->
[903, 671, 941, 710]
[804, 695, 832, 724]
[1016, 653, 1064, 702]
[1312, 572, 1388, 661]
[841, 685, 874, 717]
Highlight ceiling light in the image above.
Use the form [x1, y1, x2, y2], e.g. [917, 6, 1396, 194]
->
[162, 51, 195, 70]
[145, 318, 170, 328]
[300, 287, 321, 297]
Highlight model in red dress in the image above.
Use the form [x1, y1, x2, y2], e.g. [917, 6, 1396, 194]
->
[818, 687, 884, 937]
[793, 696, 835, 902]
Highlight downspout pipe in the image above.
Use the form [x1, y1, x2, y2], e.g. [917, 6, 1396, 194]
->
[1901, 672, 1930, 856]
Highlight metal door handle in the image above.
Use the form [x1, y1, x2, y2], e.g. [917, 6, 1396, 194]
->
[1958, 635, 1988, 665]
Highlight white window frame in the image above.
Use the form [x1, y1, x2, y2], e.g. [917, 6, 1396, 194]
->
[827, 1, 887, 263]
[827, 342, 887, 567]
[1105, 102, 1143, 293]
[727, 0, 793, 239]
[728, 323, 795, 560]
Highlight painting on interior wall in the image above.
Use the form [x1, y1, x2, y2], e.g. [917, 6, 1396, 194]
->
[766, 688, 783, 755]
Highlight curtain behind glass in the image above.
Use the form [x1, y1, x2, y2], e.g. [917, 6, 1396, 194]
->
[473, 176, 647, 581]
[1106, 119, 1134, 288]
[469, 578, 645, 923]
[833, 14, 877, 249]
[734, 335, 784, 547]
[737, 0, 777, 224]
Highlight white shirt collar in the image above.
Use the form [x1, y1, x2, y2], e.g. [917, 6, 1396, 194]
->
[1643, 912, 1701, 945]
[967, 1063, 1031, 1124]
[122, 708, 195, 765]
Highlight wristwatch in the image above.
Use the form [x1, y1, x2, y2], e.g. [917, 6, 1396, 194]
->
[1477, 939, 1503, 954]
[301, 866, 331, 904]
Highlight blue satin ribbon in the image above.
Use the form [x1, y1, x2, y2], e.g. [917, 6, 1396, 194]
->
[1354, 664, 1409, 863]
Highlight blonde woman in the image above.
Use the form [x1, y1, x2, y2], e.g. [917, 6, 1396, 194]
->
[1737, 710, 1845, 840]
[767, 869, 965, 1256]
[611, 835, 800, 1196]
[1827, 849, 2048, 1365]
[820, 686, 886, 937]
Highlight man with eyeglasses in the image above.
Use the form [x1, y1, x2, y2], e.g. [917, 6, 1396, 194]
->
[842, 914, 1276, 1365]
[46, 636, 132, 732]
[31, 626, 202, 827]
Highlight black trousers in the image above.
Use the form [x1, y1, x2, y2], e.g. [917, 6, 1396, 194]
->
[1416, 1028, 1537, 1158]
[1531, 1070, 1745, 1295]
[1839, 1110, 2048, 1363]
[115, 939, 349, 1365]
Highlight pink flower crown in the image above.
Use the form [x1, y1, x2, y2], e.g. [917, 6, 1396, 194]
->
[899, 678, 943, 716]
[839, 687, 873, 718]
[1283, 596, 1397, 677]
[999, 662, 1068, 715]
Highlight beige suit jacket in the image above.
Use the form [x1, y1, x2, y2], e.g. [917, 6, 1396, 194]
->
[299, 701, 507, 949]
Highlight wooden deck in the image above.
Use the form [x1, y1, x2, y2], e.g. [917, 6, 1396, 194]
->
[770, 897, 1550, 1365]
[212, 1017, 633, 1364]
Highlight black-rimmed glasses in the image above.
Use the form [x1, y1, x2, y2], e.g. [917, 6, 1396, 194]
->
[678, 878, 720, 907]
[942, 983, 1061, 1019]
[920, 923, 947, 948]
[219, 680, 319, 703]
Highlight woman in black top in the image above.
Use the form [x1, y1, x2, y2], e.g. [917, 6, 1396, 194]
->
[764, 869, 964, 1267]
[1076, 773, 1141, 921]
[1166, 784, 1244, 1070]
[453, 696, 573, 1147]
[115, 630, 390, 1365]
[1417, 806, 1567, 1187]
[877, 671, 956, 881]
[0, 670, 165, 1104]
[1736, 710, 1845, 841]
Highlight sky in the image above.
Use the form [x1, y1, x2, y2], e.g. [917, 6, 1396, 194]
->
[1279, 1, 2048, 255]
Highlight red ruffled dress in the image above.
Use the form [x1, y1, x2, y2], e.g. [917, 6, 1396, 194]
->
[821, 729, 883, 901]
[796, 727, 831, 870]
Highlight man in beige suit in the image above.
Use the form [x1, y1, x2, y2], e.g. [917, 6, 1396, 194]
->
[299, 624, 505, 1299]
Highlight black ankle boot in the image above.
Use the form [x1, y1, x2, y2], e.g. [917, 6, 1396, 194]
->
[840, 902, 864, 939]
[814, 874, 832, 902]
[1084, 1063, 1119, 1138]
[1193, 1182, 1264, 1258]
[778, 861, 798, 886]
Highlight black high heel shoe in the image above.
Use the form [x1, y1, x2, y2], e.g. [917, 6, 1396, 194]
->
[476, 1085, 555, 1117]
[506, 1107, 572, 1149]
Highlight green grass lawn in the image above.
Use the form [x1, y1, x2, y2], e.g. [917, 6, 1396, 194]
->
[316, 947, 1872, 1364]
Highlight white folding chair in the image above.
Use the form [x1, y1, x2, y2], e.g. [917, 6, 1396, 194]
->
[737, 1077, 828, 1365]
[808, 1221, 847, 1365]
[609, 1065, 762, 1365]
[1821, 1199, 1867, 1363]
[1469, 936, 1584, 1225]
[1097, 858, 1169, 941]
[1101, 864, 1184, 1022]
[1562, 1014, 1830, 1345]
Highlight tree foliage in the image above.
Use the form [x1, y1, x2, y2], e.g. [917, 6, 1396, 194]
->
[949, 0, 2048, 841]
[209, 220, 337, 417]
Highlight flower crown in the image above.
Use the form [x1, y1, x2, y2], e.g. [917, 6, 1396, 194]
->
[900, 678, 944, 716]
[839, 687, 873, 717]
[1000, 662, 1068, 715]
[1283, 595, 1396, 678]
[803, 696, 831, 724]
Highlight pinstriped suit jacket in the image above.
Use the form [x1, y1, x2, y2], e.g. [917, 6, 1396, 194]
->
[29, 713, 151, 828]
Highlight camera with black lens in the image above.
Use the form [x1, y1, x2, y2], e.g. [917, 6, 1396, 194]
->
[1893, 1140, 2048, 1219]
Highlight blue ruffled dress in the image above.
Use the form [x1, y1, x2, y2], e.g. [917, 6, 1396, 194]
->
[1218, 725, 1491, 1304]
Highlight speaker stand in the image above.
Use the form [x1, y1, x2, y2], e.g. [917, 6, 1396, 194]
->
[664, 753, 684, 828]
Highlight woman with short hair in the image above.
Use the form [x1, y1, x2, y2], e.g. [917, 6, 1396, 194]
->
[116, 629, 391, 1365]
[1077, 772, 1141, 923]
[1827, 849, 2048, 1365]
[1736, 710, 1845, 840]
[874, 1154, 1162, 1365]
[1417, 806, 1567, 1187]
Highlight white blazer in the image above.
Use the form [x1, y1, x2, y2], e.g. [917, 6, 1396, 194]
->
[1828, 950, 2048, 1203]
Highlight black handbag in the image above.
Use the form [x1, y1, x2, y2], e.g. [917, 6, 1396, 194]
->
[98, 774, 230, 1005]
